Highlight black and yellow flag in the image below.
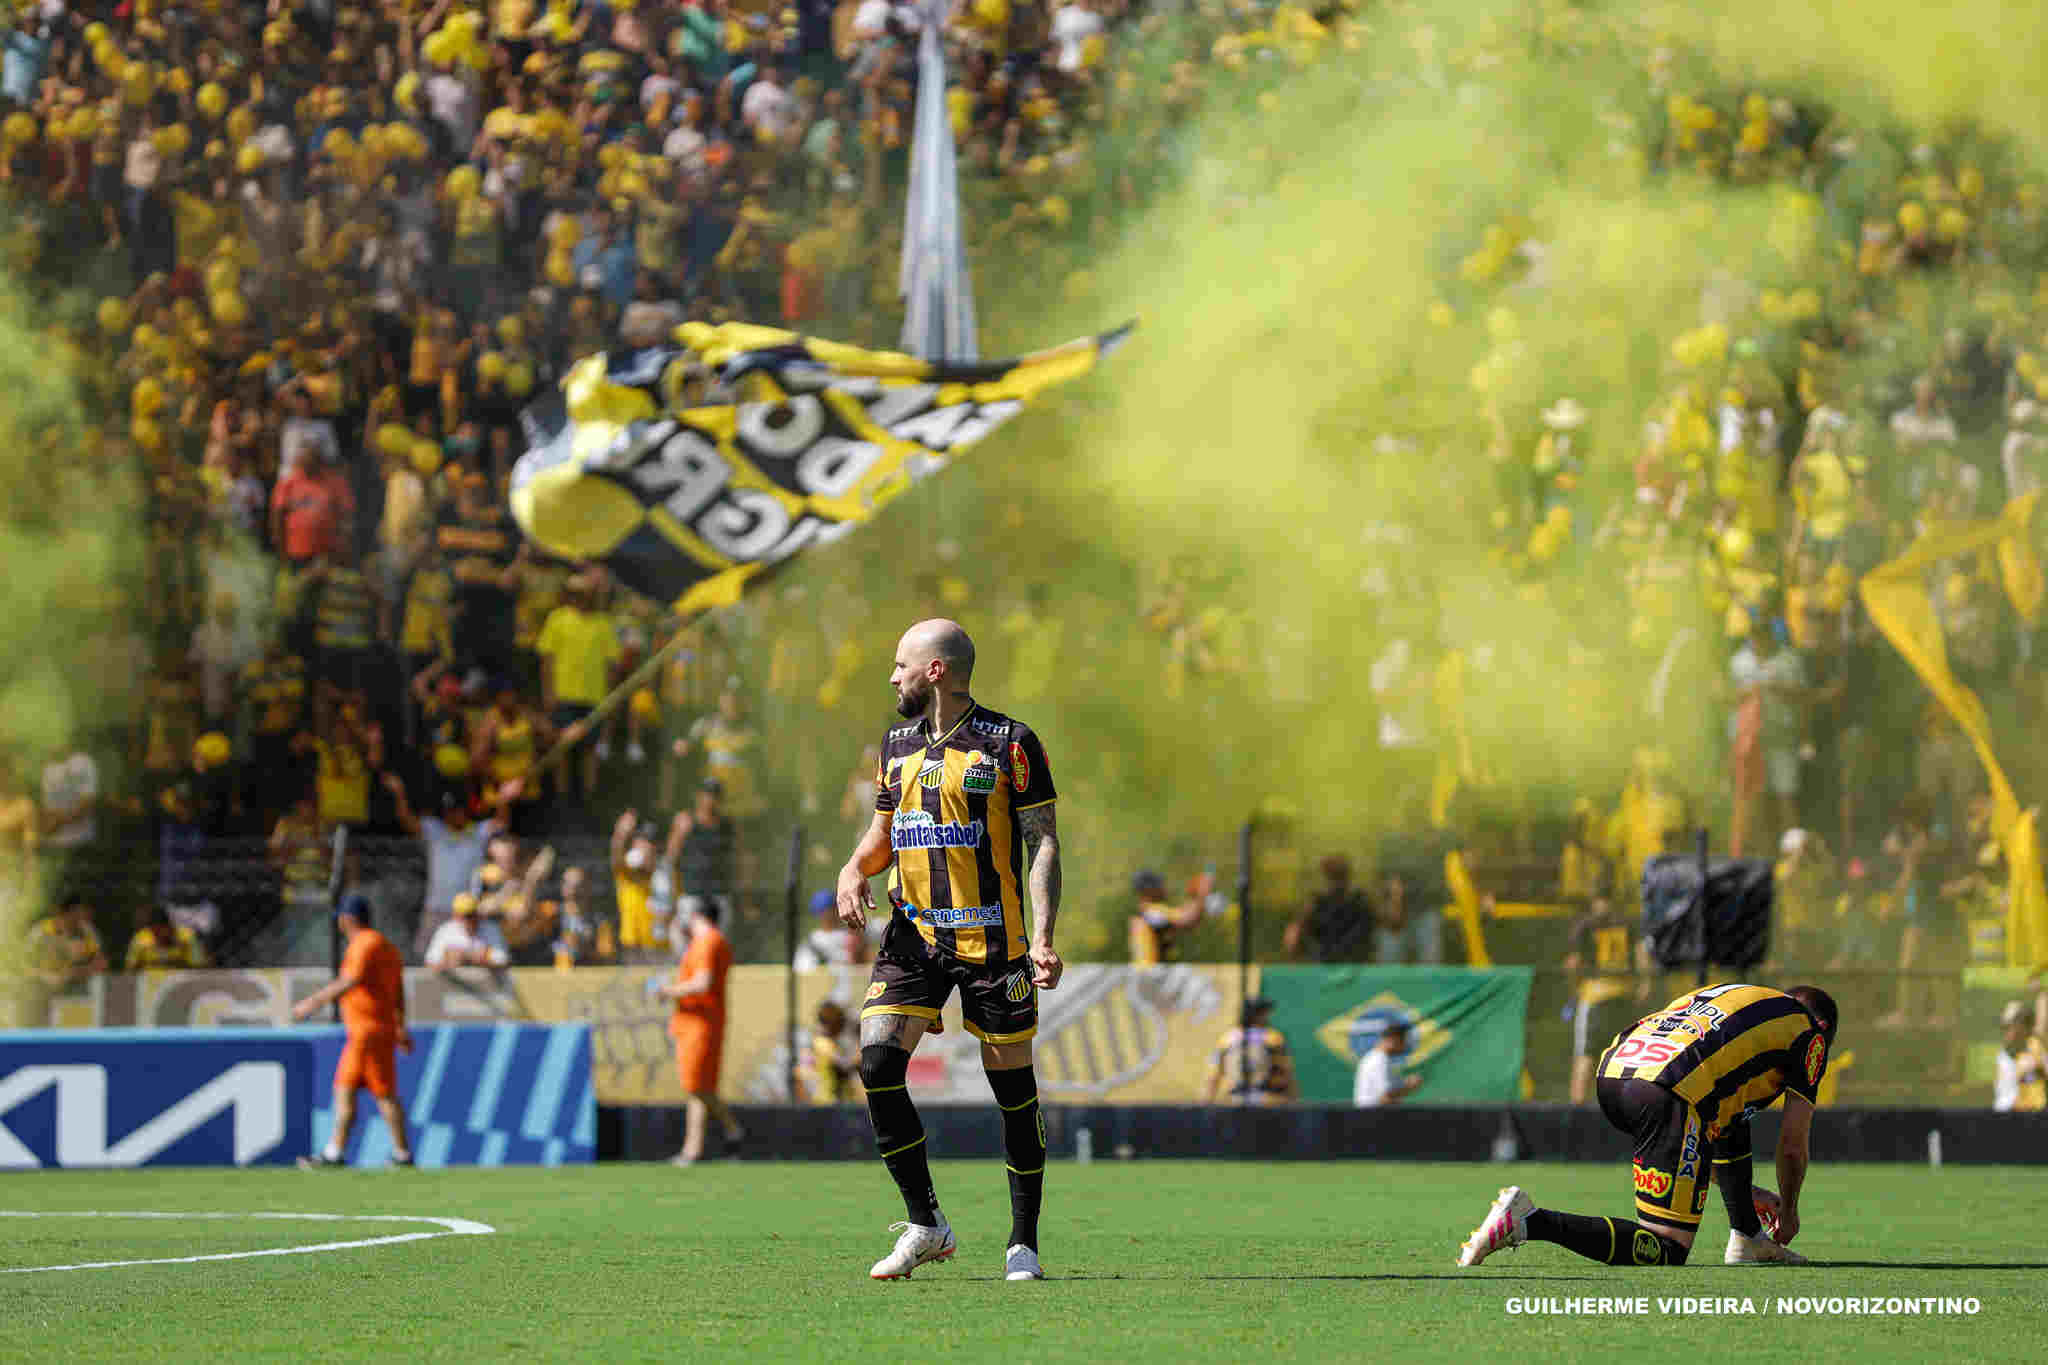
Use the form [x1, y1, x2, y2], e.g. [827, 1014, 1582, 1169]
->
[510, 320, 1133, 614]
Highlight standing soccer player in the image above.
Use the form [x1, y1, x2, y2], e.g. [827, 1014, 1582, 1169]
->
[1458, 982, 1837, 1268]
[293, 894, 415, 1168]
[836, 619, 1062, 1282]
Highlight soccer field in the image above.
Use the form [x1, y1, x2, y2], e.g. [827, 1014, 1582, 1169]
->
[1, 1161, 2033, 1363]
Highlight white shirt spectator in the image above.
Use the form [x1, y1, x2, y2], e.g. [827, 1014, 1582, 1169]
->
[39, 752, 98, 849]
[2002, 403, 2044, 499]
[663, 123, 708, 176]
[640, 73, 680, 112]
[421, 817, 500, 919]
[425, 916, 509, 970]
[189, 616, 253, 723]
[281, 415, 340, 470]
[851, 0, 920, 39]
[1889, 402, 1956, 451]
[1353, 1049, 1396, 1107]
[793, 923, 860, 971]
[740, 76, 796, 140]
[1993, 1046, 2026, 1112]
[1050, 1, 1105, 72]
[424, 71, 479, 149]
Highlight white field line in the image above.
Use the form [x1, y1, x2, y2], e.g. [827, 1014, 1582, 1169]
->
[0, 1210, 495, 1273]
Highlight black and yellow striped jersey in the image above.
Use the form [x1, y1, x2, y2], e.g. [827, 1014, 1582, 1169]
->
[875, 702, 1056, 965]
[1599, 983, 1829, 1139]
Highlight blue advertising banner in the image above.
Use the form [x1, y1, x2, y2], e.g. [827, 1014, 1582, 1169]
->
[0, 1030, 314, 1169]
[307, 1023, 595, 1168]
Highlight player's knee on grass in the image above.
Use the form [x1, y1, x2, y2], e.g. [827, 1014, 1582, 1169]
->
[860, 1044, 910, 1092]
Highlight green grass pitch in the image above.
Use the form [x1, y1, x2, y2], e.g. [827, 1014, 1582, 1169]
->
[2, 1161, 2035, 1362]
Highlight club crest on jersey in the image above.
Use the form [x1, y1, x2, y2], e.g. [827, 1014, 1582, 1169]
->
[915, 757, 947, 790]
[962, 751, 1000, 793]
[1004, 968, 1033, 1003]
[1804, 1033, 1826, 1085]
[1009, 741, 1030, 793]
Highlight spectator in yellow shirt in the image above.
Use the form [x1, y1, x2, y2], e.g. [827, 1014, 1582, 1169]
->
[536, 571, 622, 800]
[124, 905, 209, 970]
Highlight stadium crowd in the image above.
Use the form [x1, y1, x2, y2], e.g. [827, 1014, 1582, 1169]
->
[0, 0, 2040, 999]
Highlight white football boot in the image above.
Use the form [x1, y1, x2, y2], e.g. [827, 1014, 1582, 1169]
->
[1457, 1185, 1534, 1267]
[1004, 1244, 1044, 1280]
[869, 1213, 956, 1280]
[1725, 1230, 1808, 1265]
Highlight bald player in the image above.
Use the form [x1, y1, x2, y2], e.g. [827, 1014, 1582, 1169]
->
[837, 619, 1064, 1282]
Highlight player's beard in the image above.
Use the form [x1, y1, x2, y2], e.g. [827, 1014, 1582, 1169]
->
[894, 676, 932, 720]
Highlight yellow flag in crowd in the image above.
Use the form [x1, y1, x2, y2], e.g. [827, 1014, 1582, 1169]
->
[1857, 491, 2047, 968]
[510, 321, 1132, 616]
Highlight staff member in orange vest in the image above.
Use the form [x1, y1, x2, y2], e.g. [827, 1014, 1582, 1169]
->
[292, 894, 416, 1168]
[657, 895, 745, 1165]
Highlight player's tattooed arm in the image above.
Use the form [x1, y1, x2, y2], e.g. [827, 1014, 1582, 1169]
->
[1020, 803, 1064, 988]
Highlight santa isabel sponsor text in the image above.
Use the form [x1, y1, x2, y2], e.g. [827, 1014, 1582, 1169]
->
[1505, 1296, 1982, 1316]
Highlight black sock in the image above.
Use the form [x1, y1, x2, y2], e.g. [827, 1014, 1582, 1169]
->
[1526, 1210, 1690, 1266]
[986, 1066, 1045, 1251]
[861, 1044, 938, 1225]
[1713, 1124, 1762, 1237]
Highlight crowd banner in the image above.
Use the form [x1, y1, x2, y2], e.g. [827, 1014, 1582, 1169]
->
[307, 1024, 594, 1168]
[1858, 490, 2048, 969]
[1261, 966, 1534, 1104]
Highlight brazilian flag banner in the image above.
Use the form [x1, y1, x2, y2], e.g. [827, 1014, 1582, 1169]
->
[511, 321, 1133, 613]
[1262, 966, 1534, 1103]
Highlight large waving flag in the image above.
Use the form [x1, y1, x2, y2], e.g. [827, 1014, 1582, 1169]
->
[510, 321, 1133, 616]
[1858, 491, 2046, 968]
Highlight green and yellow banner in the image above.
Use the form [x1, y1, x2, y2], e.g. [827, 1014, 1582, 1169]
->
[1261, 966, 1534, 1103]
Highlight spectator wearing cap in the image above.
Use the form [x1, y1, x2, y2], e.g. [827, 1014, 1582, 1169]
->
[1204, 996, 1298, 1105]
[423, 891, 510, 973]
[1353, 1018, 1423, 1107]
[794, 886, 864, 969]
[536, 569, 622, 804]
[1994, 1000, 2046, 1111]
[1285, 855, 1373, 963]
[124, 903, 210, 970]
[1128, 867, 1206, 966]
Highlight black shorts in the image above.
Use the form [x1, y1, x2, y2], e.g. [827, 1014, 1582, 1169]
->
[1573, 994, 1629, 1059]
[862, 913, 1038, 1045]
[1596, 1076, 1711, 1229]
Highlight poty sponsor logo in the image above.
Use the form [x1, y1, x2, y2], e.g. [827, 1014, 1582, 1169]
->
[1632, 1164, 1672, 1198]
[890, 811, 986, 850]
[910, 903, 1004, 928]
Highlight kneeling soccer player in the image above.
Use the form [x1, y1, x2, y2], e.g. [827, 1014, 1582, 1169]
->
[1459, 982, 1837, 1268]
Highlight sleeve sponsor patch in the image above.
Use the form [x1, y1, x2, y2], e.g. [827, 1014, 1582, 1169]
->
[1009, 741, 1030, 793]
[1804, 1033, 1826, 1086]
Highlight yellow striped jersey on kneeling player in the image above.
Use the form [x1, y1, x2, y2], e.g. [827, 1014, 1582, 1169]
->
[1598, 983, 1829, 1139]
[876, 703, 1055, 965]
